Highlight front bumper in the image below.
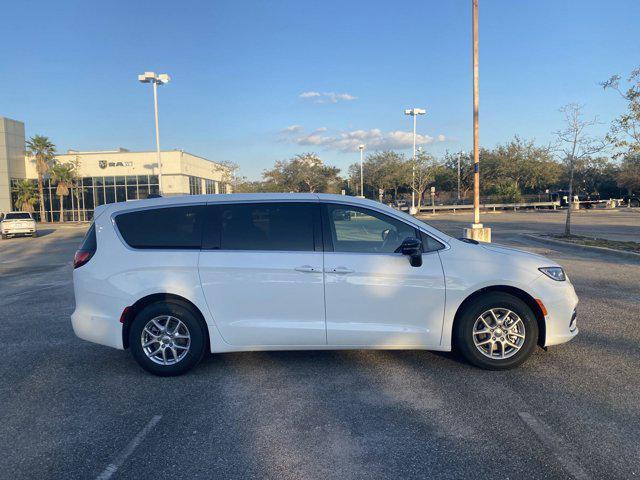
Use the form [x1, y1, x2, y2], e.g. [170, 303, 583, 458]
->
[531, 275, 579, 347]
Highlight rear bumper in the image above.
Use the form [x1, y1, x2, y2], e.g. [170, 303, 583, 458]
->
[71, 308, 124, 349]
[2, 227, 36, 235]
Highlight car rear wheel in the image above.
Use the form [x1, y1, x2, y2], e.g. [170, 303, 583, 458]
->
[129, 301, 207, 376]
[454, 292, 539, 370]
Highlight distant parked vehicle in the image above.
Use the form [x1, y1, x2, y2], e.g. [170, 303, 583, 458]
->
[1, 212, 37, 239]
[389, 199, 409, 212]
[549, 190, 600, 209]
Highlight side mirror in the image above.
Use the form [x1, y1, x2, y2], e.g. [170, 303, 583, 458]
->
[398, 237, 422, 267]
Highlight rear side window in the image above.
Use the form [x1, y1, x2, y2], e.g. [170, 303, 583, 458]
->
[79, 224, 97, 252]
[212, 203, 316, 251]
[115, 206, 204, 249]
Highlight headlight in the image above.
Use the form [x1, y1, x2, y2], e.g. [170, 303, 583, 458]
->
[539, 266, 566, 281]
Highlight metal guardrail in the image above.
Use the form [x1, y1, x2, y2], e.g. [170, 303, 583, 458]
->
[417, 201, 560, 213]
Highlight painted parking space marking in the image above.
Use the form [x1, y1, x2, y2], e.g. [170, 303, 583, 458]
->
[518, 412, 589, 480]
[95, 415, 162, 480]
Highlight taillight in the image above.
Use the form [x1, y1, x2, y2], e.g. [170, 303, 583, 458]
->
[74, 224, 97, 269]
[73, 250, 94, 269]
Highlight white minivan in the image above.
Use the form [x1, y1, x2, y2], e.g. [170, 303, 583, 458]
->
[71, 193, 578, 376]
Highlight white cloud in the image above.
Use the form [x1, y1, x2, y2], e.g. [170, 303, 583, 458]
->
[282, 124, 303, 133]
[286, 127, 445, 152]
[299, 91, 321, 98]
[299, 91, 357, 104]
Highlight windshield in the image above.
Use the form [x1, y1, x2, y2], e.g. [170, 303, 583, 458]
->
[4, 212, 32, 220]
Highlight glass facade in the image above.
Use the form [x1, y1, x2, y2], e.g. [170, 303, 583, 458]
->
[11, 173, 229, 222]
[188, 176, 202, 195]
[205, 178, 217, 194]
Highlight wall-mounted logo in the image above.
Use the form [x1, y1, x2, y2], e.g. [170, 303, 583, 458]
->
[98, 160, 133, 169]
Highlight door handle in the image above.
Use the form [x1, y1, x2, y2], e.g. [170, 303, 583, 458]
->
[327, 266, 354, 274]
[295, 265, 318, 273]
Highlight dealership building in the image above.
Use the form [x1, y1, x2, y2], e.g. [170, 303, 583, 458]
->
[1, 116, 232, 221]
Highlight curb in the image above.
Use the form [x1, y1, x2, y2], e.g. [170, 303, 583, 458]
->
[521, 233, 640, 260]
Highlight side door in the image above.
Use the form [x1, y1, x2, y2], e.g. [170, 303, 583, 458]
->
[198, 202, 327, 346]
[322, 203, 446, 347]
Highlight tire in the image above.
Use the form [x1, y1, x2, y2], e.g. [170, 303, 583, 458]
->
[31, 232, 38, 238]
[129, 301, 208, 376]
[631, 199, 640, 208]
[454, 292, 539, 370]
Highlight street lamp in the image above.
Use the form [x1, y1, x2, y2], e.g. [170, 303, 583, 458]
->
[138, 71, 171, 193]
[463, 0, 491, 241]
[404, 108, 426, 214]
[358, 144, 365, 197]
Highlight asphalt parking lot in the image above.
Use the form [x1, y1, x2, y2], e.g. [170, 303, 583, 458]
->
[0, 210, 638, 479]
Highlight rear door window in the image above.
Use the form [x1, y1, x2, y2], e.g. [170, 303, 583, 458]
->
[204, 203, 317, 251]
[115, 205, 204, 249]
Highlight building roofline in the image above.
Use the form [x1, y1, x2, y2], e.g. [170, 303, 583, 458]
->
[55, 149, 226, 168]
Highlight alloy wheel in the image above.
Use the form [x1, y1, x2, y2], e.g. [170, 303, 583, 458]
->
[141, 315, 191, 365]
[472, 308, 526, 360]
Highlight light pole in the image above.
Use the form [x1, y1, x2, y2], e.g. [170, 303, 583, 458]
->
[404, 108, 426, 214]
[463, 0, 491, 241]
[138, 71, 171, 193]
[358, 144, 365, 197]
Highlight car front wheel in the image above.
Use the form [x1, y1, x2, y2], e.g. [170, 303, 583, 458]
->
[129, 301, 208, 376]
[454, 292, 539, 370]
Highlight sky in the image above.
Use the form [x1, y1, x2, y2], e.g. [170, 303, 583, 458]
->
[1, 0, 639, 180]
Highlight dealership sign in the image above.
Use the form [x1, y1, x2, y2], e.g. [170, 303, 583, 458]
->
[98, 160, 133, 169]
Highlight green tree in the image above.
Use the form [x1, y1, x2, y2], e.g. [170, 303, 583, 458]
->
[12, 180, 38, 213]
[443, 152, 473, 200]
[352, 151, 408, 201]
[25, 135, 56, 222]
[602, 67, 640, 157]
[50, 163, 75, 222]
[482, 137, 561, 195]
[263, 153, 342, 193]
[617, 154, 640, 195]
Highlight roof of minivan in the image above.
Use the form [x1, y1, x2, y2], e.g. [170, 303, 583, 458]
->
[97, 193, 394, 215]
[94, 193, 452, 243]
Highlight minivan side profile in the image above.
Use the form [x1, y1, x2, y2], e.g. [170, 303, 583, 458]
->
[71, 193, 578, 376]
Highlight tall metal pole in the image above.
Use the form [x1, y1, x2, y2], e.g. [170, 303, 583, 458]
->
[359, 148, 364, 197]
[412, 113, 417, 211]
[472, 0, 480, 224]
[152, 80, 163, 193]
[457, 153, 461, 201]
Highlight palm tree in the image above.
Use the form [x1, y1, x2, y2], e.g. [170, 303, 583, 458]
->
[11, 180, 38, 213]
[50, 163, 75, 222]
[25, 135, 56, 222]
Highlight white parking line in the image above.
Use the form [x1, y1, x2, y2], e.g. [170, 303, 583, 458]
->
[95, 415, 162, 480]
[518, 412, 590, 480]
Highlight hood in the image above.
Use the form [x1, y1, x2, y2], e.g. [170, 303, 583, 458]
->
[479, 242, 556, 267]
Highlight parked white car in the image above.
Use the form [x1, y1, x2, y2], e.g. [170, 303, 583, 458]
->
[71, 194, 578, 376]
[1, 211, 37, 239]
